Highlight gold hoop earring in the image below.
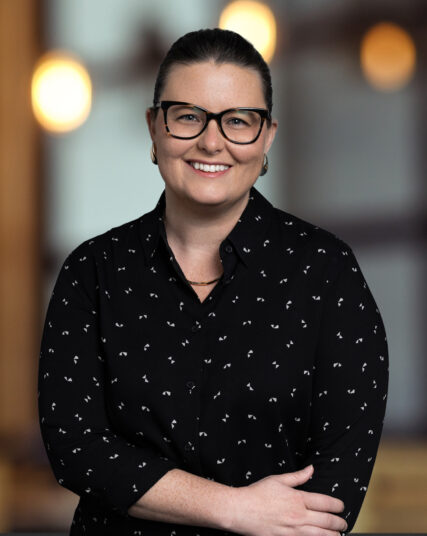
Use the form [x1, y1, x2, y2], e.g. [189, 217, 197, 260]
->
[260, 153, 268, 176]
[150, 144, 158, 165]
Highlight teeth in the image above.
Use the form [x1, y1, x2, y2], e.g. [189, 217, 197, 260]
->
[191, 162, 229, 172]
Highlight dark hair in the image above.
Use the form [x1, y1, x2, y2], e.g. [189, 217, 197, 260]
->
[152, 28, 273, 122]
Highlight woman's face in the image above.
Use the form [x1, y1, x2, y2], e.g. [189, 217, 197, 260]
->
[146, 61, 278, 211]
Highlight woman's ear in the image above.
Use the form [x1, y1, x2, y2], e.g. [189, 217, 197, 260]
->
[264, 118, 278, 154]
[145, 108, 156, 140]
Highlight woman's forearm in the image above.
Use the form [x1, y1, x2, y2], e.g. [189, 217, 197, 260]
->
[127, 468, 236, 531]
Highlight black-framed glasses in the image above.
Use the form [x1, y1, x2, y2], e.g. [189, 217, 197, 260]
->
[152, 100, 271, 145]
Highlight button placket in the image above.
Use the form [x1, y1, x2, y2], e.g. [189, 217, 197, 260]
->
[182, 316, 204, 466]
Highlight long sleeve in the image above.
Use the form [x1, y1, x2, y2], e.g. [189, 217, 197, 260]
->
[37, 242, 180, 518]
[296, 246, 389, 533]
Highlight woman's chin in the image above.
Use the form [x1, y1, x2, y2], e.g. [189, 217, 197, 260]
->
[195, 190, 241, 209]
[174, 183, 233, 207]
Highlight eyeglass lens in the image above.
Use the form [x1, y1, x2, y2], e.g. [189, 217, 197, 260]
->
[166, 104, 263, 143]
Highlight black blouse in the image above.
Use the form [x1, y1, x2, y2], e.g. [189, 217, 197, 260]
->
[38, 186, 389, 535]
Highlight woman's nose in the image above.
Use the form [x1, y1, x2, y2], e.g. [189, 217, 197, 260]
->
[197, 118, 225, 152]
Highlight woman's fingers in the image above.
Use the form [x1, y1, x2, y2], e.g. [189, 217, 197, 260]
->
[280, 464, 314, 488]
[305, 509, 348, 532]
[300, 526, 344, 536]
[230, 470, 348, 536]
[302, 490, 345, 514]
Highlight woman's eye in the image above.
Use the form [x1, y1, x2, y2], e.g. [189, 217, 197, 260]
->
[178, 114, 200, 122]
[227, 117, 248, 127]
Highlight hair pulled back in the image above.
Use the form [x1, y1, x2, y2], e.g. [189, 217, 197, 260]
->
[153, 28, 273, 120]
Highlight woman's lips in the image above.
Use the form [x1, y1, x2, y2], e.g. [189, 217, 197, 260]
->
[186, 160, 231, 177]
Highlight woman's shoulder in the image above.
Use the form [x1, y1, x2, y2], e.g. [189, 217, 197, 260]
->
[52, 213, 155, 302]
[266, 205, 365, 293]
[64, 210, 155, 267]
[270, 204, 355, 262]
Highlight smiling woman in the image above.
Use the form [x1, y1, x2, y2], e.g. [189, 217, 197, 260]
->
[38, 28, 388, 536]
[146, 60, 277, 217]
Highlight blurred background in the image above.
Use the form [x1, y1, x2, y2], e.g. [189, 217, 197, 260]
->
[0, 0, 426, 532]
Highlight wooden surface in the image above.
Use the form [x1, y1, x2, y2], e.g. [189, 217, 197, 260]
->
[353, 440, 427, 533]
[0, 0, 41, 530]
[0, 0, 42, 437]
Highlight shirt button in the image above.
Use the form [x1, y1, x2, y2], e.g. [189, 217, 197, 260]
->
[186, 380, 195, 388]
[225, 244, 233, 253]
[224, 278, 232, 285]
[184, 441, 193, 451]
[191, 323, 201, 332]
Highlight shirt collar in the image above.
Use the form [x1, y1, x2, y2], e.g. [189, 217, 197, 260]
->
[138, 185, 275, 269]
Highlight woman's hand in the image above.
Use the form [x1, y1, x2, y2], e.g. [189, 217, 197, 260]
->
[228, 465, 348, 536]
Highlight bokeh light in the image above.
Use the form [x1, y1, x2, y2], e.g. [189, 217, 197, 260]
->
[219, 1, 277, 63]
[360, 22, 416, 92]
[31, 51, 92, 133]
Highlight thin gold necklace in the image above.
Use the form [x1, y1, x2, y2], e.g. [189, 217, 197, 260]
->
[163, 210, 224, 286]
[187, 276, 222, 286]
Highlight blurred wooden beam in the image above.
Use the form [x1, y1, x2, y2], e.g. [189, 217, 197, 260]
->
[284, 0, 427, 55]
[0, 0, 42, 439]
[314, 210, 427, 250]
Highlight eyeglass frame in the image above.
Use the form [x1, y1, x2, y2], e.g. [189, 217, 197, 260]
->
[151, 100, 271, 145]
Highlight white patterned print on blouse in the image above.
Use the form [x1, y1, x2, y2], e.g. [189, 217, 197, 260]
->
[38, 186, 389, 535]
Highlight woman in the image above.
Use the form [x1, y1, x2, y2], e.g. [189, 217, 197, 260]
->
[38, 28, 389, 536]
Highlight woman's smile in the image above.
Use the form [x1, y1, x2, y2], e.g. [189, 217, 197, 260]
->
[186, 159, 232, 178]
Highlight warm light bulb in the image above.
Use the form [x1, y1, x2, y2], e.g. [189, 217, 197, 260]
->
[360, 22, 416, 92]
[31, 51, 92, 133]
[219, 1, 277, 63]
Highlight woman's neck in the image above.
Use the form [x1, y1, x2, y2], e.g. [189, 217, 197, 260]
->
[162, 188, 249, 255]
